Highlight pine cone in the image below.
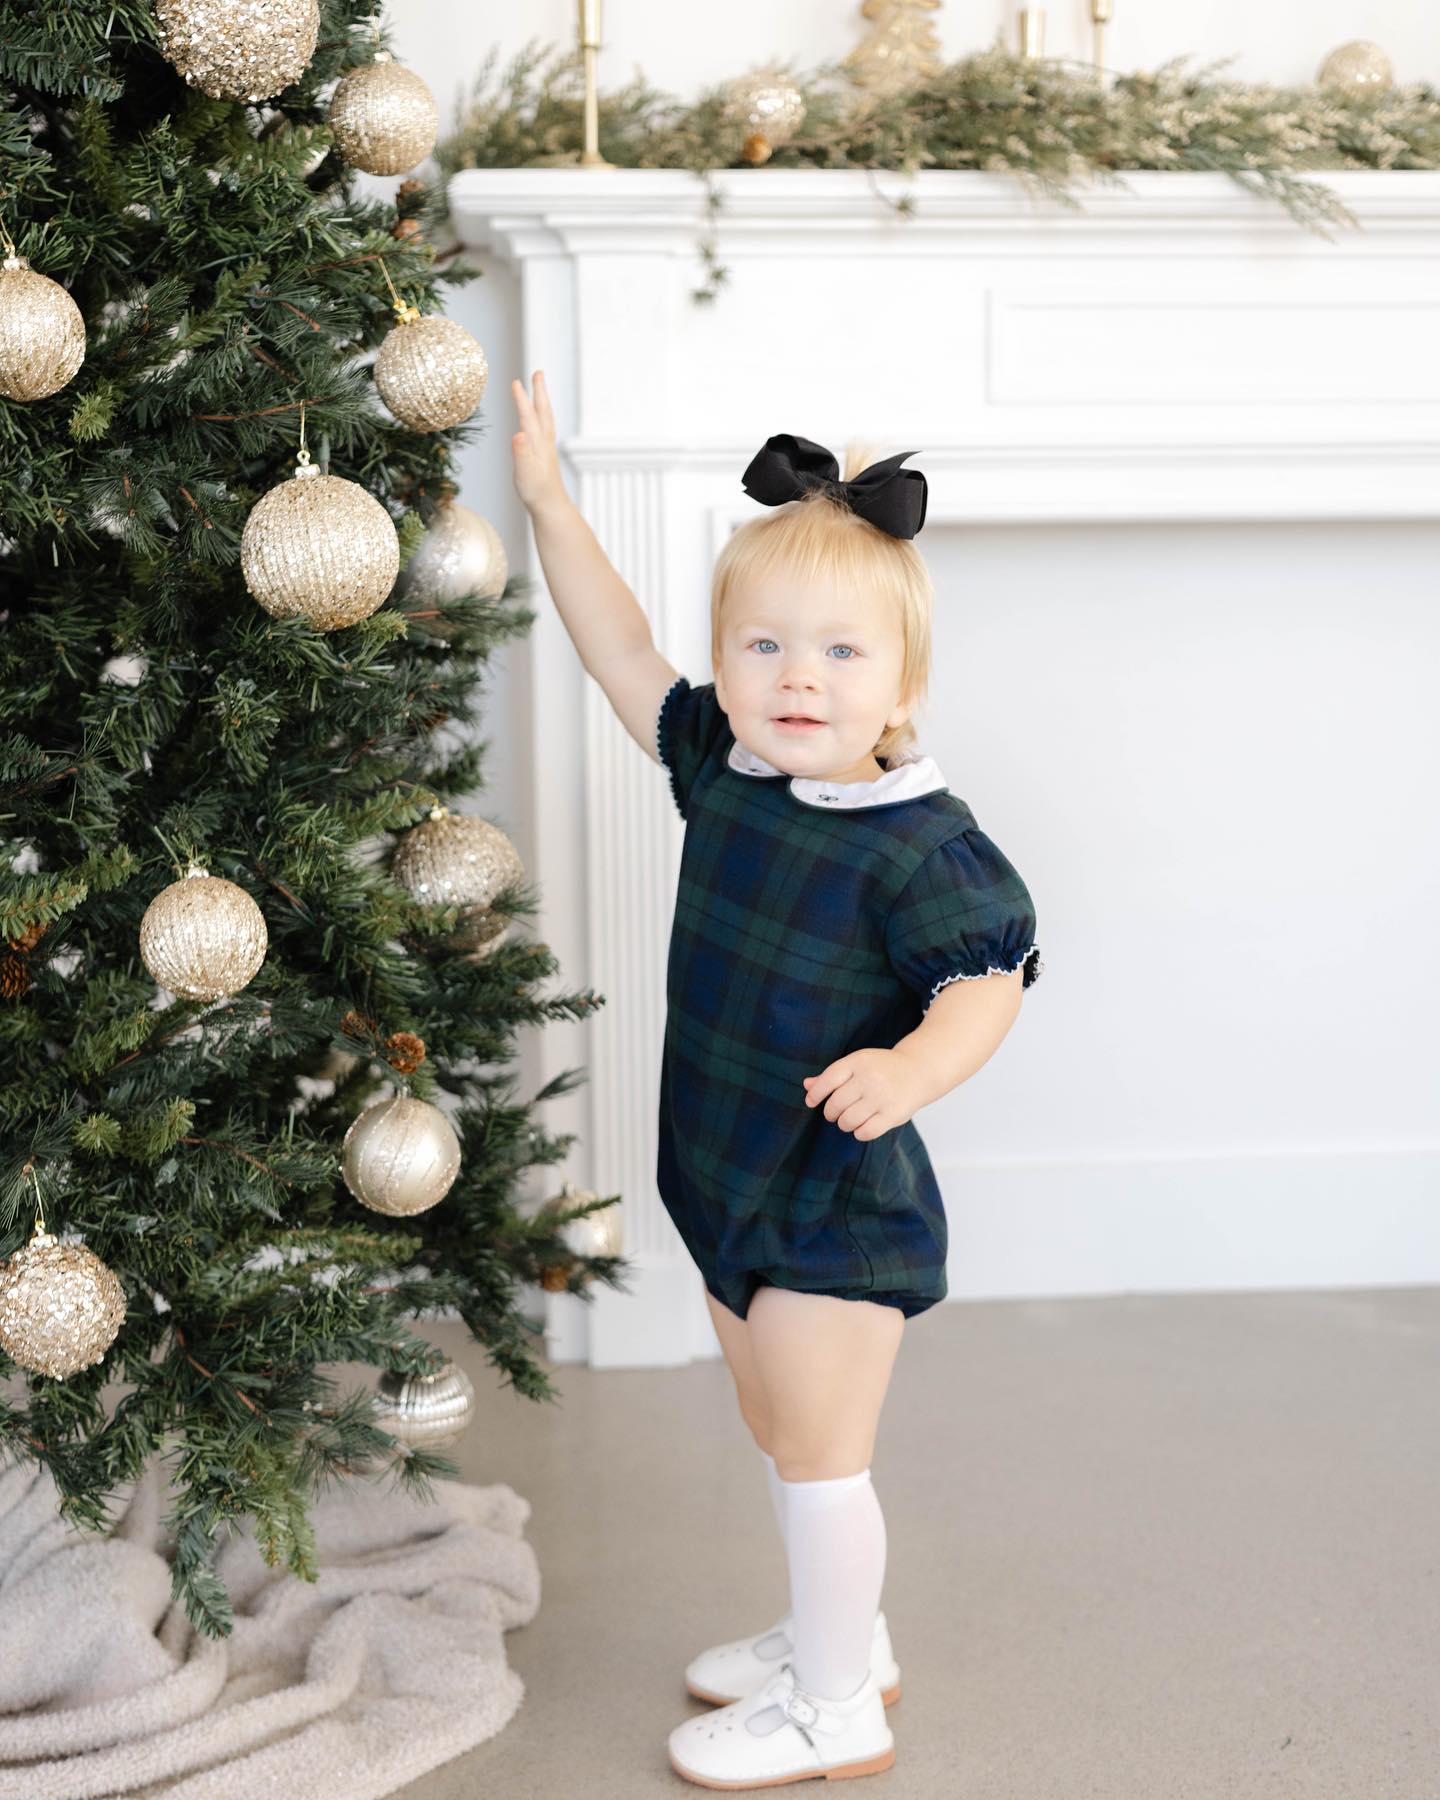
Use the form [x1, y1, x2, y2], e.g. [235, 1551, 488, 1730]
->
[0, 953, 30, 998]
[340, 1008, 379, 1040]
[540, 1258, 576, 1292]
[385, 1030, 426, 1074]
[391, 217, 423, 242]
[8, 921, 47, 953]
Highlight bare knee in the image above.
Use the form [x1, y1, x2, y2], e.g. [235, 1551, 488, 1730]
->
[741, 1403, 775, 1457]
[771, 1439, 875, 1482]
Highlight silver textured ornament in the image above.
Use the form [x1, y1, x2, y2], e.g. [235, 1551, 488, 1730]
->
[397, 500, 508, 611]
[342, 1094, 461, 1217]
[139, 864, 268, 1001]
[241, 460, 399, 630]
[0, 1225, 126, 1379]
[372, 1358, 475, 1449]
[553, 1181, 625, 1256]
[0, 254, 87, 402]
[721, 65, 806, 155]
[153, 0, 319, 102]
[391, 809, 523, 955]
[327, 53, 439, 175]
[1316, 41, 1393, 90]
[374, 313, 489, 433]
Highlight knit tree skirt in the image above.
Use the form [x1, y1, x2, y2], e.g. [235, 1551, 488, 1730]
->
[0, 1452, 540, 1797]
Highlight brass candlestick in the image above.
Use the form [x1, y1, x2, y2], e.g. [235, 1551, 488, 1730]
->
[578, 0, 614, 168]
[1090, 0, 1113, 78]
[1017, 8, 1045, 59]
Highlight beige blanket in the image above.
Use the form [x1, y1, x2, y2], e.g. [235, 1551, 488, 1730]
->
[0, 1450, 541, 1799]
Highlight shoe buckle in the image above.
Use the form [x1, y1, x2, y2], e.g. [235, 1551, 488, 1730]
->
[784, 1692, 819, 1729]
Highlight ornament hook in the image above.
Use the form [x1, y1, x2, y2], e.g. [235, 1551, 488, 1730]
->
[377, 256, 421, 327]
[24, 1161, 46, 1234]
[293, 400, 320, 478]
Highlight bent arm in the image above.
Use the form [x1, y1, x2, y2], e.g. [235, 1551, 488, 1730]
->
[890, 968, 1025, 1109]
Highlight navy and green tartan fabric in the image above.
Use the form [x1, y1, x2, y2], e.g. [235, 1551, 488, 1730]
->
[654, 674, 1041, 1322]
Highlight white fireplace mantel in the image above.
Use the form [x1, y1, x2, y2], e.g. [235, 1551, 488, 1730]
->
[446, 168, 1440, 1369]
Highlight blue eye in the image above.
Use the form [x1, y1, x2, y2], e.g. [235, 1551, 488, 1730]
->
[747, 639, 857, 658]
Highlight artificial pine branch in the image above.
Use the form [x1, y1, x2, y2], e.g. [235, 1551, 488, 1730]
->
[0, 0, 615, 1636]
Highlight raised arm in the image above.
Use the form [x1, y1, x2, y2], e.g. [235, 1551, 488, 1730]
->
[511, 370, 678, 762]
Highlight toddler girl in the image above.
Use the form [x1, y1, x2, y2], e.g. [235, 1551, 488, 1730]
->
[512, 375, 1042, 1789]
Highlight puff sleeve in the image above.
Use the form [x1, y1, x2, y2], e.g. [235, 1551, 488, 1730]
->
[884, 825, 1043, 1011]
[656, 675, 730, 820]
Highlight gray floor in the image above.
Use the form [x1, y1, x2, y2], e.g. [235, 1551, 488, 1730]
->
[392, 1288, 1440, 1799]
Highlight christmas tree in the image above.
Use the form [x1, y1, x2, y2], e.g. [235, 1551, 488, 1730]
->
[0, 0, 624, 1637]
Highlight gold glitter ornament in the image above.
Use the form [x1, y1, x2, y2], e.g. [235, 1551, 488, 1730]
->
[139, 863, 268, 1001]
[397, 498, 508, 618]
[341, 1094, 462, 1217]
[153, 0, 320, 102]
[374, 312, 489, 433]
[551, 1180, 625, 1257]
[391, 807, 523, 955]
[327, 53, 439, 175]
[721, 66, 806, 159]
[241, 444, 399, 631]
[372, 1358, 475, 1450]
[0, 248, 86, 402]
[1316, 41, 1393, 90]
[0, 1224, 126, 1379]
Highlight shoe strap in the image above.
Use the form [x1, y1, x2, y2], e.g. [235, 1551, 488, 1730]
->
[776, 1664, 852, 1737]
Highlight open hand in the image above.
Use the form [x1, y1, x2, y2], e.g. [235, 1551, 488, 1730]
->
[510, 369, 567, 515]
[803, 1047, 931, 1142]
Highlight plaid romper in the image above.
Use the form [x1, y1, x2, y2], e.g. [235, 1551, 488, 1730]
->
[655, 675, 1042, 1323]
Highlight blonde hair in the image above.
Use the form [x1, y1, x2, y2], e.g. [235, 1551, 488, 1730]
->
[710, 441, 933, 765]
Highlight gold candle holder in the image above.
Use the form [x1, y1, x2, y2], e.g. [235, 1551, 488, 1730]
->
[578, 0, 613, 168]
[1090, 0, 1113, 77]
[1017, 8, 1045, 60]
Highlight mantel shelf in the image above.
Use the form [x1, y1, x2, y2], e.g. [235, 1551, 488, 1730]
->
[450, 167, 1440, 258]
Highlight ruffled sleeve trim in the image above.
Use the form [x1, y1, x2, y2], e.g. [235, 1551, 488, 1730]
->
[929, 943, 1044, 1006]
[655, 674, 691, 820]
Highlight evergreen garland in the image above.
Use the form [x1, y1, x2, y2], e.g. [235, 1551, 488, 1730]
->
[438, 39, 1440, 302]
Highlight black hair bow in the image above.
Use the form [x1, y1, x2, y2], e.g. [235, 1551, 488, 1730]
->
[740, 432, 928, 540]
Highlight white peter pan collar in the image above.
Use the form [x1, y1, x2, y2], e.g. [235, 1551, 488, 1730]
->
[726, 737, 949, 810]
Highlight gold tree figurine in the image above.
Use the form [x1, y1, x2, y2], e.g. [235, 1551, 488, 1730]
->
[842, 0, 945, 99]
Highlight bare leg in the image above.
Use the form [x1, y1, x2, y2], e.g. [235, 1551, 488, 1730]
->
[745, 1287, 904, 1480]
[745, 1287, 904, 1701]
[704, 1288, 775, 1455]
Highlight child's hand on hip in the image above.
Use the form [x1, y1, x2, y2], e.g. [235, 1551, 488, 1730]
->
[803, 1048, 930, 1141]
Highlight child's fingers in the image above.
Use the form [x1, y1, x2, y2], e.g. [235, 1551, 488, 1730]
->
[511, 377, 534, 423]
[533, 369, 555, 433]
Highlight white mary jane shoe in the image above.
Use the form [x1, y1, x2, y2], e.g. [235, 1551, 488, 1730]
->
[685, 1612, 900, 1709]
[669, 1659, 896, 1790]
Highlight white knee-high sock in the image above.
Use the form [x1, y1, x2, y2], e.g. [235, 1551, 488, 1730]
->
[779, 1468, 887, 1702]
[760, 1448, 788, 1553]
